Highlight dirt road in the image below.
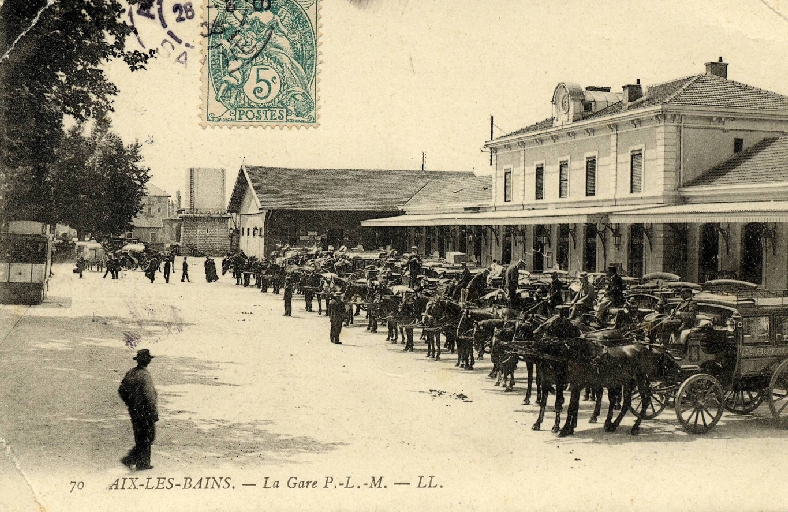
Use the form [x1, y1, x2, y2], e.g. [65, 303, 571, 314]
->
[0, 264, 786, 511]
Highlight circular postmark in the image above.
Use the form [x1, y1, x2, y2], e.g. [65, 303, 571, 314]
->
[126, 0, 200, 67]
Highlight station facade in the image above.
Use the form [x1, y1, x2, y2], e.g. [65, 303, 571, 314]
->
[365, 59, 788, 289]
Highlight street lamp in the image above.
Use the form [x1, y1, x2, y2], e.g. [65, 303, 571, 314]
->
[612, 227, 622, 248]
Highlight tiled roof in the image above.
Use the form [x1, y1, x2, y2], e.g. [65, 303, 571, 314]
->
[144, 184, 170, 197]
[229, 167, 474, 212]
[685, 136, 788, 187]
[502, 117, 554, 138]
[502, 74, 788, 138]
[404, 174, 491, 211]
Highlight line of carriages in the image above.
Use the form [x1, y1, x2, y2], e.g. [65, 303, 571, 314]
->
[204, 246, 788, 437]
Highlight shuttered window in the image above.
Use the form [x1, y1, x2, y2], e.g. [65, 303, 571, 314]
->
[630, 150, 643, 193]
[535, 165, 544, 200]
[559, 161, 569, 198]
[585, 157, 596, 196]
[504, 170, 512, 202]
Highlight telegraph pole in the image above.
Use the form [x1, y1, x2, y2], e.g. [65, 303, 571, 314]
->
[490, 115, 494, 166]
[421, 152, 426, 171]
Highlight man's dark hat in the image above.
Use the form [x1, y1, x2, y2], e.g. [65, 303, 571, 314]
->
[133, 349, 154, 361]
[607, 264, 617, 272]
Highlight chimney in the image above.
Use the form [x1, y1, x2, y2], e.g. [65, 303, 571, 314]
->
[705, 57, 728, 79]
[623, 79, 642, 104]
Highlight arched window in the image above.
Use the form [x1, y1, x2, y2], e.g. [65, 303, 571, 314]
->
[741, 223, 765, 285]
[584, 224, 597, 272]
[699, 223, 719, 282]
[628, 224, 645, 278]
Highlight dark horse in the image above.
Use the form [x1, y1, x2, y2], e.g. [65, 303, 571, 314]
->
[527, 316, 658, 437]
[475, 319, 541, 405]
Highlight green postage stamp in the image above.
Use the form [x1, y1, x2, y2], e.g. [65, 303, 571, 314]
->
[203, 0, 318, 127]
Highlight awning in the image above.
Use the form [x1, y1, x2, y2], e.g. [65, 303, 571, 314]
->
[362, 205, 656, 227]
[608, 201, 788, 224]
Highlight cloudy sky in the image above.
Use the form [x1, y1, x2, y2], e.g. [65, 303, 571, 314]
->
[105, 0, 788, 199]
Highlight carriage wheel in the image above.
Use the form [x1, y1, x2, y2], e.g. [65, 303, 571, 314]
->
[675, 374, 724, 434]
[724, 386, 766, 415]
[768, 359, 788, 421]
[629, 383, 668, 420]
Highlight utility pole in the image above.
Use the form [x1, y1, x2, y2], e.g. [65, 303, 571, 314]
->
[490, 115, 494, 166]
[421, 152, 426, 171]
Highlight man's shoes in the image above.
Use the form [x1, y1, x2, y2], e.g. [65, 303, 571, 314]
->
[136, 464, 154, 471]
[120, 456, 134, 468]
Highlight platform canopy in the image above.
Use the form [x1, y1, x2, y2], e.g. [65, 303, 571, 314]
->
[608, 201, 788, 224]
[362, 205, 655, 227]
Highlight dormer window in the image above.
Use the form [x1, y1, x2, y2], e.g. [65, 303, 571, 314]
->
[734, 138, 744, 153]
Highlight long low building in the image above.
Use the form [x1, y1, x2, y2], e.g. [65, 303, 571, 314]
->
[227, 166, 474, 258]
[365, 58, 788, 289]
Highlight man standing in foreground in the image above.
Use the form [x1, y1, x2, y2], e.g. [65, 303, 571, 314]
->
[118, 349, 159, 471]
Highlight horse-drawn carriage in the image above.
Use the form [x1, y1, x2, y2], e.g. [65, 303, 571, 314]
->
[627, 281, 788, 433]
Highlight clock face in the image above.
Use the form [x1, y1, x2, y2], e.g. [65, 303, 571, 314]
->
[560, 91, 570, 113]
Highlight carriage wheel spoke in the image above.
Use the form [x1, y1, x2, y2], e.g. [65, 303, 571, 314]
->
[777, 399, 788, 416]
[699, 409, 709, 428]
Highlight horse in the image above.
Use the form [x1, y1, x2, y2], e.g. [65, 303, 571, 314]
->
[556, 333, 661, 437]
[395, 295, 430, 352]
[422, 312, 442, 360]
[423, 298, 464, 354]
[455, 306, 499, 369]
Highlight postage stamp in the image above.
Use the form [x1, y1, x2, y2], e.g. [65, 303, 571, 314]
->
[202, 0, 318, 127]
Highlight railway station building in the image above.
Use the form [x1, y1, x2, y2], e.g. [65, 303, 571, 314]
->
[365, 58, 788, 289]
[227, 166, 473, 259]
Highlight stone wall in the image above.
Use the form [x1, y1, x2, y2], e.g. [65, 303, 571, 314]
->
[180, 215, 230, 256]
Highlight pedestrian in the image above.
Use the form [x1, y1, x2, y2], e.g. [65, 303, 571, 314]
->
[283, 278, 293, 316]
[118, 349, 158, 471]
[204, 256, 213, 283]
[144, 257, 158, 283]
[75, 256, 85, 278]
[181, 257, 190, 282]
[304, 282, 314, 312]
[329, 294, 345, 344]
[163, 256, 171, 283]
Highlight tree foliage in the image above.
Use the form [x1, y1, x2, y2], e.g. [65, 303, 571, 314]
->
[52, 120, 150, 239]
[0, 0, 155, 225]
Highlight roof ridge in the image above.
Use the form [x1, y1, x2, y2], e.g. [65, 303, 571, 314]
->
[662, 74, 702, 104]
[646, 73, 700, 91]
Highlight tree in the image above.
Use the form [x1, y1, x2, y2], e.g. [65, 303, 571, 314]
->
[51, 120, 150, 239]
[0, 0, 154, 223]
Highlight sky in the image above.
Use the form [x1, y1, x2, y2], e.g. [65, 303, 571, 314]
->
[104, 0, 788, 200]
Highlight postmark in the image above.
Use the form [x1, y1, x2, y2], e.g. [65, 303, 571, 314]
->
[126, 0, 201, 68]
[202, 0, 318, 127]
